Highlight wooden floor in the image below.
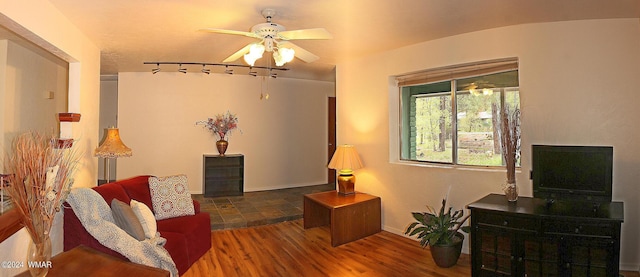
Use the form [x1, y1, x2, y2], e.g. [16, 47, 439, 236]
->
[182, 219, 640, 277]
[182, 219, 470, 277]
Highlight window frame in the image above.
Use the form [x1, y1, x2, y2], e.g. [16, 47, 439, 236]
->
[397, 59, 520, 168]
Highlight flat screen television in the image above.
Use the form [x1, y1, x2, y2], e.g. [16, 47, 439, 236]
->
[532, 145, 613, 203]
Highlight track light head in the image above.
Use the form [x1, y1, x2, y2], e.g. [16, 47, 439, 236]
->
[201, 65, 211, 74]
[224, 65, 233, 75]
[152, 63, 161, 74]
[178, 64, 187, 74]
[248, 67, 258, 77]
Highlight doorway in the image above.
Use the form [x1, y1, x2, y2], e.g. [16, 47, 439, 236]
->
[328, 97, 336, 184]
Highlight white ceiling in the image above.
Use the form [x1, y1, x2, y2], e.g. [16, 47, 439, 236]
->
[34, 0, 640, 81]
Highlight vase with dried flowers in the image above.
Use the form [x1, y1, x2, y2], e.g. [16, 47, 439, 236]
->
[3, 132, 80, 277]
[196, 111, 240, 156]
[500, 106, 521, 202]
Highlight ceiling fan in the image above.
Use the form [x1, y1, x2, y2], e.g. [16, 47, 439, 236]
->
[201, 8, 332, 66]
[461, 80, 496, 96]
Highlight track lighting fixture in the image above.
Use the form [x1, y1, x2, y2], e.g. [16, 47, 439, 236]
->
[143, 62, 289, 76]
[248, 67, 258, 77]
[151, 63, 161, 74]
[201, 65, 211, 74]
[178, 64, 187, 74]
[224, 65, 233, 75]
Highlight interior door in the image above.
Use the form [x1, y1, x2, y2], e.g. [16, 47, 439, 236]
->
[328, 97, 336, 184]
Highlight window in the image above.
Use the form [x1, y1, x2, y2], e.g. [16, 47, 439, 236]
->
[398, 59, 520, 167]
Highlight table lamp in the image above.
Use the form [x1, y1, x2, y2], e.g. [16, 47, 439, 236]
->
[328, 145, 363, 195]
[95, 127, 132, 183]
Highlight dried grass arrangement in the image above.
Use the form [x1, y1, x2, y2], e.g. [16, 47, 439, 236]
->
[3, 132, 81, 245]
[500, 106, 521, 201]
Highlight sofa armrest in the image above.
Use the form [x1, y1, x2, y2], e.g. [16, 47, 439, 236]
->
[63, 203, 128, 261]
[192, 199, 201, 213]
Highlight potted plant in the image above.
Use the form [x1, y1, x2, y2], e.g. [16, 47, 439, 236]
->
[4, 132, 80, 277]
[405, 197, 471, 268]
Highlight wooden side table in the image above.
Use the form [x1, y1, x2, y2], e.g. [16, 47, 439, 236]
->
[16, 245, 170, 276]
[304, 190, 381, 246]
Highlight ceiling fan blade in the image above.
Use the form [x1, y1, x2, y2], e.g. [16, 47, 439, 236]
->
[278, 28, 333, 40]
[223, 43, 254, 62]
[280, 42, 319, 63]
[200, 28, 261, 39]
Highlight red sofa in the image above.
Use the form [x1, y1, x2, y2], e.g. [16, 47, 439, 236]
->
[64, 175, 211, 275]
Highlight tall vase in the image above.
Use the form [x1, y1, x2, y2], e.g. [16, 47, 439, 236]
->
[504, 182, 518, 202]
[216, 139, 228, 156]
[27, 235, 51, 277]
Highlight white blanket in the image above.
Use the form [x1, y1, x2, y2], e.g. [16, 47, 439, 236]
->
[66, 188, 178, 276]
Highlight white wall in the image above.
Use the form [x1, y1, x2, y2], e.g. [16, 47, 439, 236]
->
[118, 72, 335, 193]
[0, 0, 101, 272]
[0, 40, 68, 276]
[336, 18, 640, 270]
[0, 0, 102, 186]
[1, 39, 68, 148]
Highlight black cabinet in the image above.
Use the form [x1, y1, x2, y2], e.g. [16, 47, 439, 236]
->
[468, 194, 623, 277]
[203, 154, 244, 197]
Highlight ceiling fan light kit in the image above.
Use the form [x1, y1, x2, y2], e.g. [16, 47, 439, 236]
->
[243, 43, 265, 66]
[143, 8, 327, 100]
[201, 8, 331, 67]
[273, 46, 294, 66]
[146, 9, 329, 76]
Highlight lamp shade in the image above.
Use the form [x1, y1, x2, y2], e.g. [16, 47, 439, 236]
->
[94, 128, 132, 158]
[328, 145, 363, 172]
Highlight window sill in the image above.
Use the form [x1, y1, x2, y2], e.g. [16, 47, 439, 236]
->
[0, 209, 23, 243]
[390, 159, 521, 173]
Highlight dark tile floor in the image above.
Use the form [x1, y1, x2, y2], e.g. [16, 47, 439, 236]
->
[192, 184, 334, 230]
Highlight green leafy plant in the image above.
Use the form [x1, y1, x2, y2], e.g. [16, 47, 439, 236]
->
[405, 197, 471, 247]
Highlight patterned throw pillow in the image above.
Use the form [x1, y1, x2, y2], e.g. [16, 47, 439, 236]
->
[149, 174, 195, 220]
[130, 199, 157, 239]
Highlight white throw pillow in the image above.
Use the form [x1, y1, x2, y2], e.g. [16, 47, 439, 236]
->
[149, 174, 195, 220]
[130, 199, 157, 239]
[111, 199, 146, 241]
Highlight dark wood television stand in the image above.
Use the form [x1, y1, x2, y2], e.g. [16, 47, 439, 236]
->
[467, 194, 624, 276]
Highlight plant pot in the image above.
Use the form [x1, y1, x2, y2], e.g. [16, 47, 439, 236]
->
[430, 232, 464, 268]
